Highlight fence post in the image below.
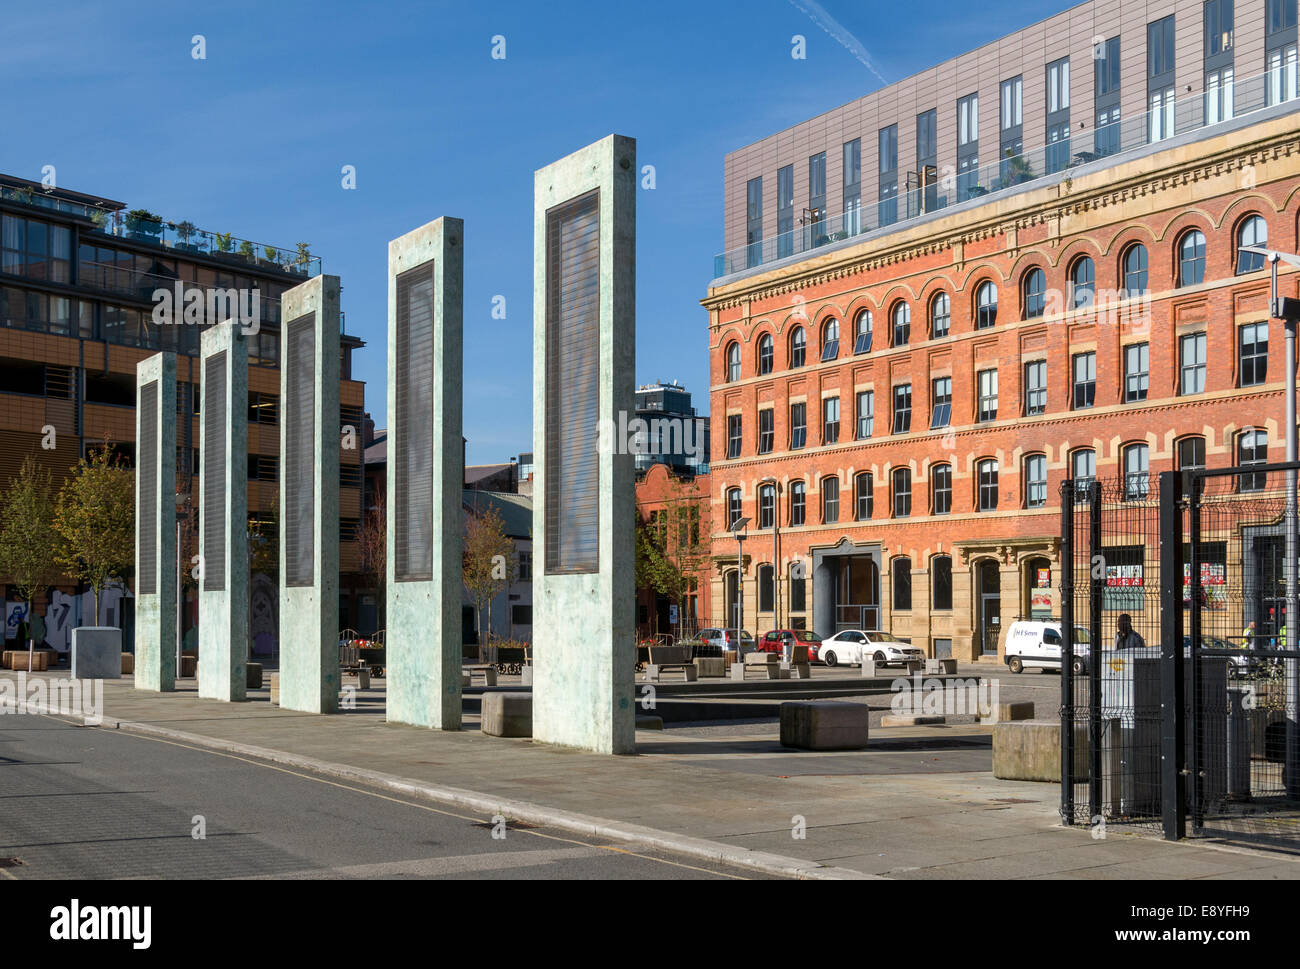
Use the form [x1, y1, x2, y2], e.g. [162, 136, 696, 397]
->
[1088, 480, 1103, 824]
[1188, 472, 1203, 831]
[1158, 471, 1186, 841]
[1060, 479, 1075, 825]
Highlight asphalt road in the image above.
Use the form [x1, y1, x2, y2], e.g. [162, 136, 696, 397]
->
[0, 714, 774, 880]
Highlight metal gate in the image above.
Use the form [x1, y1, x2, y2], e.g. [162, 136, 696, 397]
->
[1062, 465, 1300, 850]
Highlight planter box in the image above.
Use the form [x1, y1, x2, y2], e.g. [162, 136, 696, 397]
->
[121, 653, 135, 675]
[179, 655, 197, 678]
[71, 627, 122, 679]
[4, 649, 50, 671]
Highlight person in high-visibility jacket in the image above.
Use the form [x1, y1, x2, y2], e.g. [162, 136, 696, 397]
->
[1242, 620, 1256, 647]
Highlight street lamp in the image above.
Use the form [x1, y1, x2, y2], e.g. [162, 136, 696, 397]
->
[1240, 245, 1300, 795]
[730, 516, 749, 658]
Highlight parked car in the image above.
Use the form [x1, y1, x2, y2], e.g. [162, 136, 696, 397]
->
[1003, 619, 1091, 674]
[697, 627, 755, 655]
[757, 628, 824, 662]
[820, 630, 923, 668]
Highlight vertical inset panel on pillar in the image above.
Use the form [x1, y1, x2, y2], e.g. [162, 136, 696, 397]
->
[134, 352, 177, 692]
[203, 352, 227, 592]
[395, 265, 434, 583]
[138, 383, 158, 596]
[285, 315, 316, 588]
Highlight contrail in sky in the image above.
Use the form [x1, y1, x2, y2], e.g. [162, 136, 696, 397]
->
[788, 0, 889, 85]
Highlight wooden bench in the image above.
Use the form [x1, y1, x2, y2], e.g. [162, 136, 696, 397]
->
[646, 645, 698, 682]
[731, 651, 781, 680]
[465, 664, 498, 687]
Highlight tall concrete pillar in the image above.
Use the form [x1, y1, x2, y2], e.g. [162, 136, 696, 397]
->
[278, 275, 341, 713]
[532, 134, 636, 754]
[386, 218, 464, 729]
[134, 352, 177, 692]
[198, 321, 248, 701]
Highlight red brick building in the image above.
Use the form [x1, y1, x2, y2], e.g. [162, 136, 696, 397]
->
[635, 462, 712, 637]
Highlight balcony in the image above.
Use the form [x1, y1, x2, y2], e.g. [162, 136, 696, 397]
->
[713, 67, 1300, 281]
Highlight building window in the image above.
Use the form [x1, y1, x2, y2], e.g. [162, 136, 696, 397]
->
[790, 480, 806, 526]
[1025, 453, 1047, 508]
[977, 368, 998, 422]
[843, 138, 862, 235]
[726, 342, 741, 382]
[892, 467, 912, 517]
[856, 390, 874, 439]
[1001, 76, 1023, 130]
[1206, 67, 1235, 124]
[757, 333, 773, 375]
[892, 384, 912, 434]
[1179, 230, 1207, 286]
[931, 376, 952, 428]
[878, 125, 899, 226]
[1237, 215, 1268, 273]
[758, 564, 774, 612]
[1073, 351, 1096, 409]
[892, 302, 910, 346]
[726, 488, 742, 528]
[790, 326, 806, 368]
[1123, 244, 1148, 294]
[977, 459, 999, 511]
[808, 151, 827, 236]
[1023, 268, 1046, 318]
[957, 92, 980, 199]
[976, 281, 997, 328]
[1180, 332, 1207, 394]
[1024, 360, 1046, 416]
[758, 408, 774, 454]
[759, 484, 776, 529]
[893, 557, 913, 611]
[821, 318, 840, 361]
[822, 476, 839, 523]
[1148, 15, 1177, 142]
[1149, 85, 1176, 141]
[1267, 42, 1298, 105]
[1124, 342, 1149, 403]
[854, 472, 874, 520]
[745, 177, 763, 267]
[932, 463, 952, 514]
[1238, 428, 1267, 491]
[789, 401, 807, 449]
[1123, 443, 1150, 500]
[248, 391, 279, 424]
[1240, 322, 1268, 386]
[726, 414, 742, 458]
[1269, 0, 1298, 34]
[932, 555, 953, 610]
[930, 292, 950, 338]
[854, 309, 873, 354]
[1177, 435, 1206, 472]
[1072, 449, 1096, 499]
[777, 164, 794, 256]
[822, 396, 840, 444]
[1071, 257, 1095, 308]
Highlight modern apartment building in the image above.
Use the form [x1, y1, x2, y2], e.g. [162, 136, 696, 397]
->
[703, 0, 1300, 661]
[0, 173, 366, 648]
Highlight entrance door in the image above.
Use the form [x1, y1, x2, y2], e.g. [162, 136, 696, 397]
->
[834, 556, 880, 632]
[977, 560, 1001, 654]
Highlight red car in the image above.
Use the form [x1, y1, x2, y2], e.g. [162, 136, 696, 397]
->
[758, 629, 823, 662]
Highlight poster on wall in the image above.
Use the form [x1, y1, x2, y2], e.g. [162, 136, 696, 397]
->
[5, 601, 27, 641]
[1183, 561, 1228, 610]
[1031, 567, 1054, 618]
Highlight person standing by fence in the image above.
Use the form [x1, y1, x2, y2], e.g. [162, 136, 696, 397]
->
[1114, 613, 1146, 650]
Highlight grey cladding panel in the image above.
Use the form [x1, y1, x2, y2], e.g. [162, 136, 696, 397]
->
[395, 262, 434, 582]
[138, 381, 158, 596]
[544, 189, 601, 574]
[285, 314, 316, 587]
[203, 351, 228, 592]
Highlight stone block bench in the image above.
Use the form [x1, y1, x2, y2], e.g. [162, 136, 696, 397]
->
[731, 652, 780, 680]
[925, 658, 958, 674]
[780, 701, 870, 750]
[646, 645, 698, 682]
[482, 691, 532, 738]
[71, 627, 121, 679]
[992, 718, 1090, 782]
[465, 664, 498, 687]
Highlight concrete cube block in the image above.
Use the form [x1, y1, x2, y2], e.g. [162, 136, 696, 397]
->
[779, 701, 870, 750]
[992, 719, 1089, 782]
[268, 672, 280, 705]
[121, 652, 135, 675]
[995, 700, 1035, 722]
[481, 691, 532, 738]
[71, 627, 122, 679]
[861, 659, 879, 677]
[925, 658, 958, 674]
[693, 657, 726, 678]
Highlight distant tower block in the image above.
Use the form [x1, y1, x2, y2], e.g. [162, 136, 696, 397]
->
[198, 321, 248, 701]
[278, 275, 341, 713]
[134, 352, 178, 693]
[386, 218, 465, 729]
[531, 135, 637, 754]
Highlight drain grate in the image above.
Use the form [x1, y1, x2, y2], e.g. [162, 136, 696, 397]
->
[0, 858, 25, 868]
[471, 819, 537, 831]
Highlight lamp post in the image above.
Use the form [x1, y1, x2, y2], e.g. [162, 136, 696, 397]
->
[730, 516, 749, 658]
[1240, 245, 1300, 795]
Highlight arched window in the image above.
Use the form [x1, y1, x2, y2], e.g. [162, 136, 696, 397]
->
[758, 564, 775, 613]
[789, 326, 806, 368]
[931, 463, 952, 514]
[821, 475, 840, 523]
[1237, 215, 1267, 274]
[977, 458, 999, 511]
[1178, 230, 1206, 286]
[757, 333, 774, 375]
[1238, 429, 1267, 491]
[1071, 448, 1096, 500]
[726, 342, 741, 382]
[976, 281, 998, 328]
[853, 309, 873, 354]
[1177, 435, 1206, 472]
[789, 480, 806, 526]
[1024, 453, 1047, 508]
[854, 472, 873, 520]
[892, 467, 912, 517]
[1023, 267, 1046, 318]
[892, 302, 910, 346]
[1122, 243, 1148, 294]
[821, 318, 840, 361]
[932, 554, 953, 610]
[892, 556, 913, 611]
[1123, 443, 1149, 500]
[758, 483, 775, 528]
[930, 292, 951, 338]
[1071, 256, 1095, 308]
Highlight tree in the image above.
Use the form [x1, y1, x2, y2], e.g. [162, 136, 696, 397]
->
[0, 456, 60, 643]
[356, 491, 386, 632]
[463, 502, 517, 652]
[53, 442, 134, 622]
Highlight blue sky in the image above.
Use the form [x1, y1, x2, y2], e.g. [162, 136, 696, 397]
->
[1, 0, 1051, 464]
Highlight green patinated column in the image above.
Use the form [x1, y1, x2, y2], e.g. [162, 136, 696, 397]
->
[198, 321, 248, 701]
[278, 275, 341, 713]
[532, 134, 637, 754]
[134, 352, 177, 692]
[386, 218, 464, 729]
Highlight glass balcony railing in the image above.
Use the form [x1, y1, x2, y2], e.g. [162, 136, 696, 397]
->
[713, 67, 1299, 279]
[0, 185, 321, 278]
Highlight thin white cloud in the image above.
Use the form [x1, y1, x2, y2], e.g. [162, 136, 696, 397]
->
[787, 0, 889, 85]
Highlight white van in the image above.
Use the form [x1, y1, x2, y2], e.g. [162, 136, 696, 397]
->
[1003, 620, 1092, 674]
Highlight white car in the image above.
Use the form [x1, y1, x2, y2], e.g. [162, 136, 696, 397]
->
[819, 630, 924, 668]
[1003, 619, 1091, 674]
